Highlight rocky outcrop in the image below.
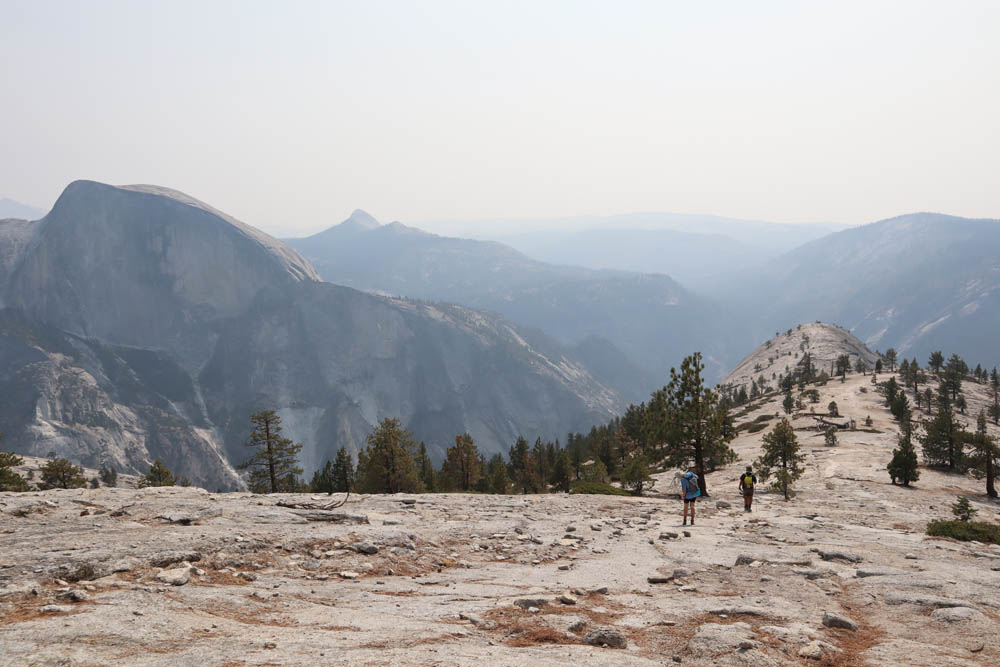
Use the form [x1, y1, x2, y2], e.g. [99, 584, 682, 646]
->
[721, 322, 880, 393]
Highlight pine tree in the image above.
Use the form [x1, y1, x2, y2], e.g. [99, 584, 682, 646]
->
[782, 391, 795, 415]
[550, 450, 572, 492]
[309, 459, 335, 494]
[828, 401, 839, 417]
[240, 411, 303, 493]
[440, 433, 482, 491]
[0, 436, 29, 492]
[139, 459, 176, 487]
[989, 398, 1000, 426]
[754, 418, 804, 500]
[415, 443, 436, 492]
[887, 415, 919, 486]
[824, 427, 838, 447]
[98, 465, 118, 488]
[621, 456, 653, 495]
[508, 436, 537, 494]
[969, 410, 997, 498]
[884, 348, 897, 372]
[648, 352, 735, 497]
[943, 354, 965, 400]
[356, 418, 422, 494]
[40, 457, 88, 490]
[920, 385, 965, 470]
[951, 495, 977, 521]
[928, 351, 944, 374]
[486, 454, 511, 494]
[836, 354, 851, 382]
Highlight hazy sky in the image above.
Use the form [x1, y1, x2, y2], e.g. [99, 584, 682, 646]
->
[2, 1, 998, 236]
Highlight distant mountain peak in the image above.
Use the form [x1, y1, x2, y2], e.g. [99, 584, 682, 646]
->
[345, 209, 380, 229]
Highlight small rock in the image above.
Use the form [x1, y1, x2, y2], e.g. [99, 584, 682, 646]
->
[659, 532, 679, 540]
[568, 619, 588, 633]
[673, 568, 692, 579]
[263, 642, 277, 649]
[591, 587, 609, 595]
[354, 542, 379, 555]
[798, 640, 826, 660]
[648, 576, 671, 584]
[822, 612, 858, 630]
[459, 612, 482, 625]
[566, 526, 576, 532]
[133, 610, 144, 616]
[528, 606, 540, 613]
[338, 571, 360, 579]
[61, 589, 89, 602]
[558, 564, 570, 571]
[514, 598, 549, 609]
[400, 499, 416, 505]
[716, 500, 732, 509]
[760, 575, 773, 582]
[683, 530, 691, 538]
[155, 566, 191, 586]
[583, 626, 627, 649]
[904, 553, 918, 560]
[591, 524, 602, 531]
[40, 605, 74, 613]
[815, 549, 862, 563]
[237, 571, 257, 581]
[557, 594, 577, 605]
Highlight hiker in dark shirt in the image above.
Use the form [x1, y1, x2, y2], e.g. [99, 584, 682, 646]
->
[738, 466, 757, 512]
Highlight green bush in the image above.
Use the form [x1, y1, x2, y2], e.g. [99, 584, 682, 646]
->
[926, 519, 1000, 544]
[569, 481, 631, 496]
[744, 422, 768, 434]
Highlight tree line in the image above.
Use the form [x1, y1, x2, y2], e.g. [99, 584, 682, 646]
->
[234, 352, 737, 498]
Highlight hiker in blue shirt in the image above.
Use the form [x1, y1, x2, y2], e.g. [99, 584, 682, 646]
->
[679, 469, 700, 526]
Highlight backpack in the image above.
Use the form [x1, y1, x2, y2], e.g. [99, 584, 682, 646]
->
[742, 473, 754, 490]
[682, 472, 700, 497]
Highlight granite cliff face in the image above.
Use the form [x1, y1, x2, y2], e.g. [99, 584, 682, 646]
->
[0, 182, 625, 487]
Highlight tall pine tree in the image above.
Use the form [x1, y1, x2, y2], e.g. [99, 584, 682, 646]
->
[240, 411, 303, 493]
[755, 418, 804, 500]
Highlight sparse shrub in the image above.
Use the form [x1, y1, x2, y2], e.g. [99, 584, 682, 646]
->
[98, 466, 117, 487]
[824, 427, 838, 447]
[828, 401, 839, 417]
[926, 519, 1000, 544]
[89, 477, 99, 489]
[138, 459, 176, 488]
[569, 481, 631, 496]
[859, 387, 868, 394]
[0, 446, 30, 492]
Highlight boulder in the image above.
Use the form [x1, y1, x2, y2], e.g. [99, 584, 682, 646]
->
[930, 607, 982, 622]
[821, 611, 857, 630]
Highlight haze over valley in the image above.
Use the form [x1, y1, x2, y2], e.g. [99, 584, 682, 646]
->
[3, 3, 1000, 665]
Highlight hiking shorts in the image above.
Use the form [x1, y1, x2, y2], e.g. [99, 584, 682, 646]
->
[743, 489, 754, 498]
[683, 497, 697, 504]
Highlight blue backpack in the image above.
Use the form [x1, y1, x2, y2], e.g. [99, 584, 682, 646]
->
[682, 472, 701, 497]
